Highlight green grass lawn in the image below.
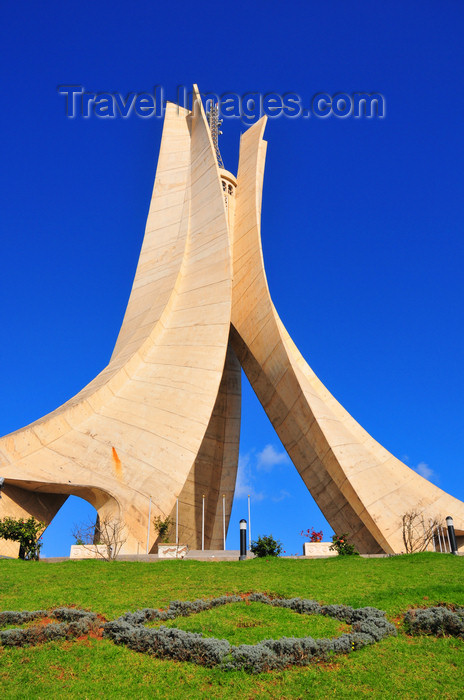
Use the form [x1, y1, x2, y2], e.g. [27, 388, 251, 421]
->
[146, 600, 350, 643]
[0, 553, 463, 698]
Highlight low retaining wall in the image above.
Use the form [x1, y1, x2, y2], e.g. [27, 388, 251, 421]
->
[302, 542, 337, 557]
[158, 544, 189, 559]
[70, 545, 111, 559]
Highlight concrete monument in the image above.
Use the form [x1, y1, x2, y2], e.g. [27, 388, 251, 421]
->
[1, 85, 462, 555]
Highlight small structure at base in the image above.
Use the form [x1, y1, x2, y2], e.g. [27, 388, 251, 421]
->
[158, 544, 189, 559]
[70, 544, 111, 559]
[303, 542, 337, 557]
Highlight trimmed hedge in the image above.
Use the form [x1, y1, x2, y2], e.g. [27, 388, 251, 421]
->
[104, 594, 397, 673]
[404, 606, 464, 638]
[0, 608, 99, 647]
[0, 595, 401, 671]
[4, 598, 464, 670]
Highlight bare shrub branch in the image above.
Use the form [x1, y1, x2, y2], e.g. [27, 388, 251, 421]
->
[401, 510, 442, 553]
[72, 515, 127, 561]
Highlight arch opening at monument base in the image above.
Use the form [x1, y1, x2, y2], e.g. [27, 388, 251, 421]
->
[42, 494, 99, 558]
[1, 85, 463, 556]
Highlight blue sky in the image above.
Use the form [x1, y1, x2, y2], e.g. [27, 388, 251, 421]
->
[1, 1, 463, 556]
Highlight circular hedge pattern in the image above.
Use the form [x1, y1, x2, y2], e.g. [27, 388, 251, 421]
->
[4, 599, 464, 669]
[103, 593, 397, 673]
[0, 608, 99, 646]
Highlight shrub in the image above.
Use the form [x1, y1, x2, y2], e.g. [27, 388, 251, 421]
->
[404, 606, 464, 638]
[72, 515, 127, 561]
[153, 515, 173, 543]
[401, 510, 442, 553]
[329, 533, 359, 556]
[0, 610, 47, 627]
[0, 517, 45, 560]
[250, 535, 283, 557]
[103, 594, 396, 672]
[0, 608, 99, 647]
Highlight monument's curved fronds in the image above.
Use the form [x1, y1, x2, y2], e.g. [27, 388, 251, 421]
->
[1, 87, 462, 557]
[0, 88, 238, 554]
[231, 116, 464, 554]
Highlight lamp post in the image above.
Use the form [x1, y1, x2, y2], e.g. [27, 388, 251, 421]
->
[446, 516, 458, 555]
[239, 519, 247, 560]
[0, 477, 4, 499]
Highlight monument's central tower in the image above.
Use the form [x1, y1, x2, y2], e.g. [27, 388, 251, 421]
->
[1, 85, 463, 556]
[207, 100, 237, 231]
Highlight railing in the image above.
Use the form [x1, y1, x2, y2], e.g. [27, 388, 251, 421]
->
[431, 521, 452, 552]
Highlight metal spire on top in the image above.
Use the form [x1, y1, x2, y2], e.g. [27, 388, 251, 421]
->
[206, 101, 224, 169]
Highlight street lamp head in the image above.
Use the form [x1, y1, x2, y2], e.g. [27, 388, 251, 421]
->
[446, 516, 454, 527]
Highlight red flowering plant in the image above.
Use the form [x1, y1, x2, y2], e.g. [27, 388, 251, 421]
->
[300, 528, 323, 543]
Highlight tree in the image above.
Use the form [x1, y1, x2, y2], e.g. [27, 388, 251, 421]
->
[0, 517, 45, 560]
[72, 515, 127, 561]
[401, 510, 442, 553]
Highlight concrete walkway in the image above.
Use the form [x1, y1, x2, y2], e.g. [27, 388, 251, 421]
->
[39, 550, 255, 563]
[36, 551, 460, 563]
